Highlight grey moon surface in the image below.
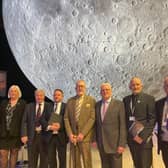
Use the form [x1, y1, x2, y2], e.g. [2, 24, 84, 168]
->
[2, 0, 168, 100]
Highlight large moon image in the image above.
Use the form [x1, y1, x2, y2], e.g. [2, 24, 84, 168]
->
[2, 0, 168, 100]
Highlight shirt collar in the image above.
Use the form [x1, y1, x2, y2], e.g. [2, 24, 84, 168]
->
[54, 102, 61, 105]
[103, 97, 111, 104]
[36, 102, 44, 106]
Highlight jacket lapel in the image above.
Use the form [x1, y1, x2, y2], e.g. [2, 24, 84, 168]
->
[33, 103, 36, 121]
[97, 101, 102, 123]
[79, 95, 86, 121]
[72, 97, 77, 122]
[103, 99, 114, 120]
[160, 97, 167, 122]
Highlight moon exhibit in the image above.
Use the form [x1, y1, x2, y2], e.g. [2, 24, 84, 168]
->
[2, 0, 168, 100]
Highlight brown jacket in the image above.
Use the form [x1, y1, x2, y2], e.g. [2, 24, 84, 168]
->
[64, 95, 95, 142]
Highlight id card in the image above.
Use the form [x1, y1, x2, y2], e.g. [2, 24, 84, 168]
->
[129, 116, 135, 121]
[162, 121, 167, 127]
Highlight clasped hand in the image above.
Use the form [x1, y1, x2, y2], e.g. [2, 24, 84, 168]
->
[70, 133, 84, 145]
[50, 122, 60, 131]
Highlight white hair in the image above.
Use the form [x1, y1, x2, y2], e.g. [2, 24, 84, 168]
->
[100, 82, 112, 89]
[8, 85, 22, 98]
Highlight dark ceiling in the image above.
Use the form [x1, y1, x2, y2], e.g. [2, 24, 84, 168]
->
[0, 0, 51, 102]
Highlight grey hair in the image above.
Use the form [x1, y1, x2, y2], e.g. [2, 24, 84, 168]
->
[35, 89, 45, 96]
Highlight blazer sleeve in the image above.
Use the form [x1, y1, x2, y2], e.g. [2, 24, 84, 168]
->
[64, 99, 73, 136]
[80, 97, 96, 137]
[58, 103, 66, 131]
[139, 96, 156, 141]
[21, 104, 29, 137]
[118, 102, 127, 147]
[40, 102, 53, 130]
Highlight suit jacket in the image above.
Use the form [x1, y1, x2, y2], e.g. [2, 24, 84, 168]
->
[156, 97, 167, 154]
[0, 99, 26, 137]
[123, 92, 156, 148]
[21, 101, 52, 145]
[48, 102, 68, 145]
[95, 99, 127, 153]
[64, 95, 95, 142]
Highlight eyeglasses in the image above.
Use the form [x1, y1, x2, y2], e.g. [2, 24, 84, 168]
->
[101, 89, 111, 92]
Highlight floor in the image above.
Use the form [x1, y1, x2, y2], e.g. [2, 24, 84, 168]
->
[66, 145, 164, 168]
[17, 134, 165, 168]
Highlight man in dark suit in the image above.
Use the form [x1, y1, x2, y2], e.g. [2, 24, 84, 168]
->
[47, 89, 68, 168]
[95, 82, 127, 168]
[123, 77, 155, 168]
[156, 76, 168, 168]
[64, 80, 95, 168]
[21, 89, 52, 168]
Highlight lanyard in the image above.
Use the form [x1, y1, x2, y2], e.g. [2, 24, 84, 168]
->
[130, 98, 136, 116]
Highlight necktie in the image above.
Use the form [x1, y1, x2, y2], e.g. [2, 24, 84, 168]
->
[75, 97, 83, 122]
[102, 101, 107, 121]
[54, 103, 57, 113]
[35, 103, 41, 127]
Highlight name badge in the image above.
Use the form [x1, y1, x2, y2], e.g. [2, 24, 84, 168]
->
[163, 121, 167, 127]
[129, 116, 135, 121]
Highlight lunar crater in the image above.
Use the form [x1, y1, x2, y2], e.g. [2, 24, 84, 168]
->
[3, 0, 168, 100]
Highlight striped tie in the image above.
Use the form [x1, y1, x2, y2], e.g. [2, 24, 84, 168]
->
[75, 97, 83, 122]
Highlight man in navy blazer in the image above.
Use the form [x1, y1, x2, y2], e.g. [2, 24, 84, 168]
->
[95, 82, 127, 168]
[47, 89, 68, 168]
[21, 89, 52, 168]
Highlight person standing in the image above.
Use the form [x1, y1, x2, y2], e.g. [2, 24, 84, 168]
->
[47, 89, 68, 168]
[0, 85, 26, 168]
[95, 83, 127, 168]
[123, 77, 155, 168]
[64, 80, 95, 168]
[21, 89, 52, 168]
[156, 76, 168, 168]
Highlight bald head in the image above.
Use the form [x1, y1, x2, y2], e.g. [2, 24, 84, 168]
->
[100, 82, 112, 101]
[76, 80, 86, 97]
[129, 77, 143, 95]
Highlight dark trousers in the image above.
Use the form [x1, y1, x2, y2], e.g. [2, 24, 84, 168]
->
[48, 135, 67, 168]
[28, 133, 48, 168]
[128, 142, 152, 168]
[98, 146, 122, 168]
[161, 141, 168, 168]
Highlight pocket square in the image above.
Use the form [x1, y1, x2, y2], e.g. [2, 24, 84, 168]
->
[86, 103, 91, 108]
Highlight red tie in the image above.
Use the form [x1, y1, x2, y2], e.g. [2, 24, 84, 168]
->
[35, 104, 41, 126]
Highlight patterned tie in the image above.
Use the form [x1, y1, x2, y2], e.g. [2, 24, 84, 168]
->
[54, 103, 57, 113]
[35, 103, 41, 127]
[75, 97, 83, 122]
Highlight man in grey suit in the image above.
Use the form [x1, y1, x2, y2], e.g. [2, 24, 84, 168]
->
[64, 80, 95, 168]
[123, 77, 155, 168]
[95, 82, 127, 168]
[21, 89, 52, 168]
